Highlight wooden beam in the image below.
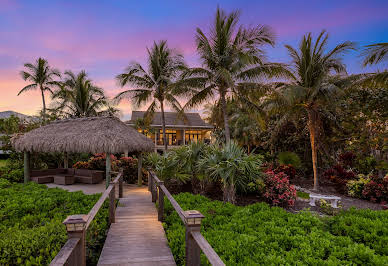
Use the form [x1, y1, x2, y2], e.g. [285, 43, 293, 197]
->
[106, 153, 111, 188]
[138, 152, 143, 186]
[64, 152, 69, 169]
[24, 151, 30, 183]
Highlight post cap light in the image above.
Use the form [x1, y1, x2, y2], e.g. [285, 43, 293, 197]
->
[63, 214, 88, 232]
[183, 210, 204, 225]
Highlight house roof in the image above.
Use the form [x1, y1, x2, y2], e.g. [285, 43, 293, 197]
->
[11, 116, 154, 153]
[127, 111, 213, 129]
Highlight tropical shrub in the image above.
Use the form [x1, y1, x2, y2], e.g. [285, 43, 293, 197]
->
[277, 151, 301, 169]
[323, 164, 356, 193]
[263, 170, 296, 207]
[89, 153, 117, 171]
[73, 161, 90, 169]
[0, 182, 108, 265]
[117, 156, 139, 183]
[198, 142, 263, 203]
[163, 193, 388, 265]
[275, 164, 297, 179]
[347, 174, 371, 198]
[338, 151, 356, 168]
[362, 175, 388, 203]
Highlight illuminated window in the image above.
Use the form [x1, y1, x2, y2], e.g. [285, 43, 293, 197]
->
[185, 130, 202, 143]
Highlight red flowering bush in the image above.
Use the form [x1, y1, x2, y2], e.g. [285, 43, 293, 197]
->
[117, 157, 139, 183]
[275, 164, 296, 179]
[338, 151, 356, 168]
[263, 170, 297, 207]
[323, 164, 356, 193]
[89, 153, 118, 171]
[72, 161, 90, 169]
[362, 175, 388, 204]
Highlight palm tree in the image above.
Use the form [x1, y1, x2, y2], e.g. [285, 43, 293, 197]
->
[180, 7, 288, 143]
[360, 42, 388, 88]
[52, 70, 114, 117]
[18, 58, 61, 122]
[265, 30, 355, 190]
[115, 40, 186, 151]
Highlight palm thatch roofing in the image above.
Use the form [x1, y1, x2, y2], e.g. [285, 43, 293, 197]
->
[12, 116, 154, 153]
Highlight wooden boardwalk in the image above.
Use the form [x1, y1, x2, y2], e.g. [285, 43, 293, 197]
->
[97, 185, 176, 266]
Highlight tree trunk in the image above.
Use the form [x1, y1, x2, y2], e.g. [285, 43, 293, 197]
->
[223, 183, 236, 203]
[219, 90, 230, 143]
[160, 100, 168, 152]
[40, 85, 46, 123]
[307, 109, 319, 191]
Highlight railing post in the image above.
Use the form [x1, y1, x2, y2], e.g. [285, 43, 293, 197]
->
[158, 181, 164, 222]
[63, 215, 88, 266]
[119, 175, 123, 198]
[183, 210, 205, 266]
[109, 184, 116, 225]
[151, 176, 157, 203]
[148, 172, 152, 192]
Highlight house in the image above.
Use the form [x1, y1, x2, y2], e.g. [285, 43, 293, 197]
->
[126, 111, 213, 150]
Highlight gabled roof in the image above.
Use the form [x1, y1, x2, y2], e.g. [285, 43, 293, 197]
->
[127, 111, 213, 129]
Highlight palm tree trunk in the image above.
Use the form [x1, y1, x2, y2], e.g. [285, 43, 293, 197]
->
[220, 90, 231, 143]
[40, 85, 46, 123]
[223, 183, 236, 203]
[160, 100, 168, 152]
[307, 109, 319, 191]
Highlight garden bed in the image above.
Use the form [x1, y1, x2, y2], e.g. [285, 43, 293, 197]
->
[0, 179, 109, 265]
[163, 193, 388, 265]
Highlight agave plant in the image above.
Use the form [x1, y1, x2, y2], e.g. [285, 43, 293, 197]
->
[198, 141, 263, 203]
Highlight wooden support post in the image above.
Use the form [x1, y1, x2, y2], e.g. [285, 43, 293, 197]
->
[109, 184, 116, 225]
[183, 210, 205, 266]
[124, 150, 128, 157]
[64, 152, 69, 169]
[24, 151, 30, 183]
[151, 176, 157, 203]
[148, 172, 152, 192]
[63, 215, 88, 266]
[119, 176, 123, 198]
[137, 152, 143, 187]
[158, 181, 164, 222]
[106, 153, 111, 188]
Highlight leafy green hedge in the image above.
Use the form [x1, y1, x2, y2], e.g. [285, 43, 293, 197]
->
[163, 193, 388, 265]
[0, 180, 109, 265]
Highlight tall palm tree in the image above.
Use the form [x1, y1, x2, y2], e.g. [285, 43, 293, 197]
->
[179, 7, 288, 142]
[18, 58, 61, 122]
[52, 70, 114, 118]
[360, 42, 388, 88]
[265, 30, 355, 190]
[115, 40, 186, 151]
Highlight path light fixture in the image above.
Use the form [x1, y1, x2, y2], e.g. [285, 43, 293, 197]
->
[183, 210, 205, 225]
[63, 214, 88, 232]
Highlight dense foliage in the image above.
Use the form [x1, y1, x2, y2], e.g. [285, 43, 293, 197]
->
[0, 181, 108, 265]
[163, 193, 388, 265]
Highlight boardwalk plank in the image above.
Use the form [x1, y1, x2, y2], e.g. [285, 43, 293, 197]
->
[97, 185, 176, 266]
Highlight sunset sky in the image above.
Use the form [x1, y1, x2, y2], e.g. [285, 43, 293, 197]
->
[1, 0, 387, 120]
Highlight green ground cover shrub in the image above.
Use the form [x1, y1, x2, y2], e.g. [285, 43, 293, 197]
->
[0, 182, 109, 265]
[163, 193, 388, 265]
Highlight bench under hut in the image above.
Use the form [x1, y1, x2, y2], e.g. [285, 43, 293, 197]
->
[11, 116, 154, 187]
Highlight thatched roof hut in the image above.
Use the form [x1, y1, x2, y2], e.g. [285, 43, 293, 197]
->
[12, 116, 154, 153]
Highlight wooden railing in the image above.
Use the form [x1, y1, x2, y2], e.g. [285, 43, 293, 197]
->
[148, 171, 225, 266]
[50, 170, 123, 266]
